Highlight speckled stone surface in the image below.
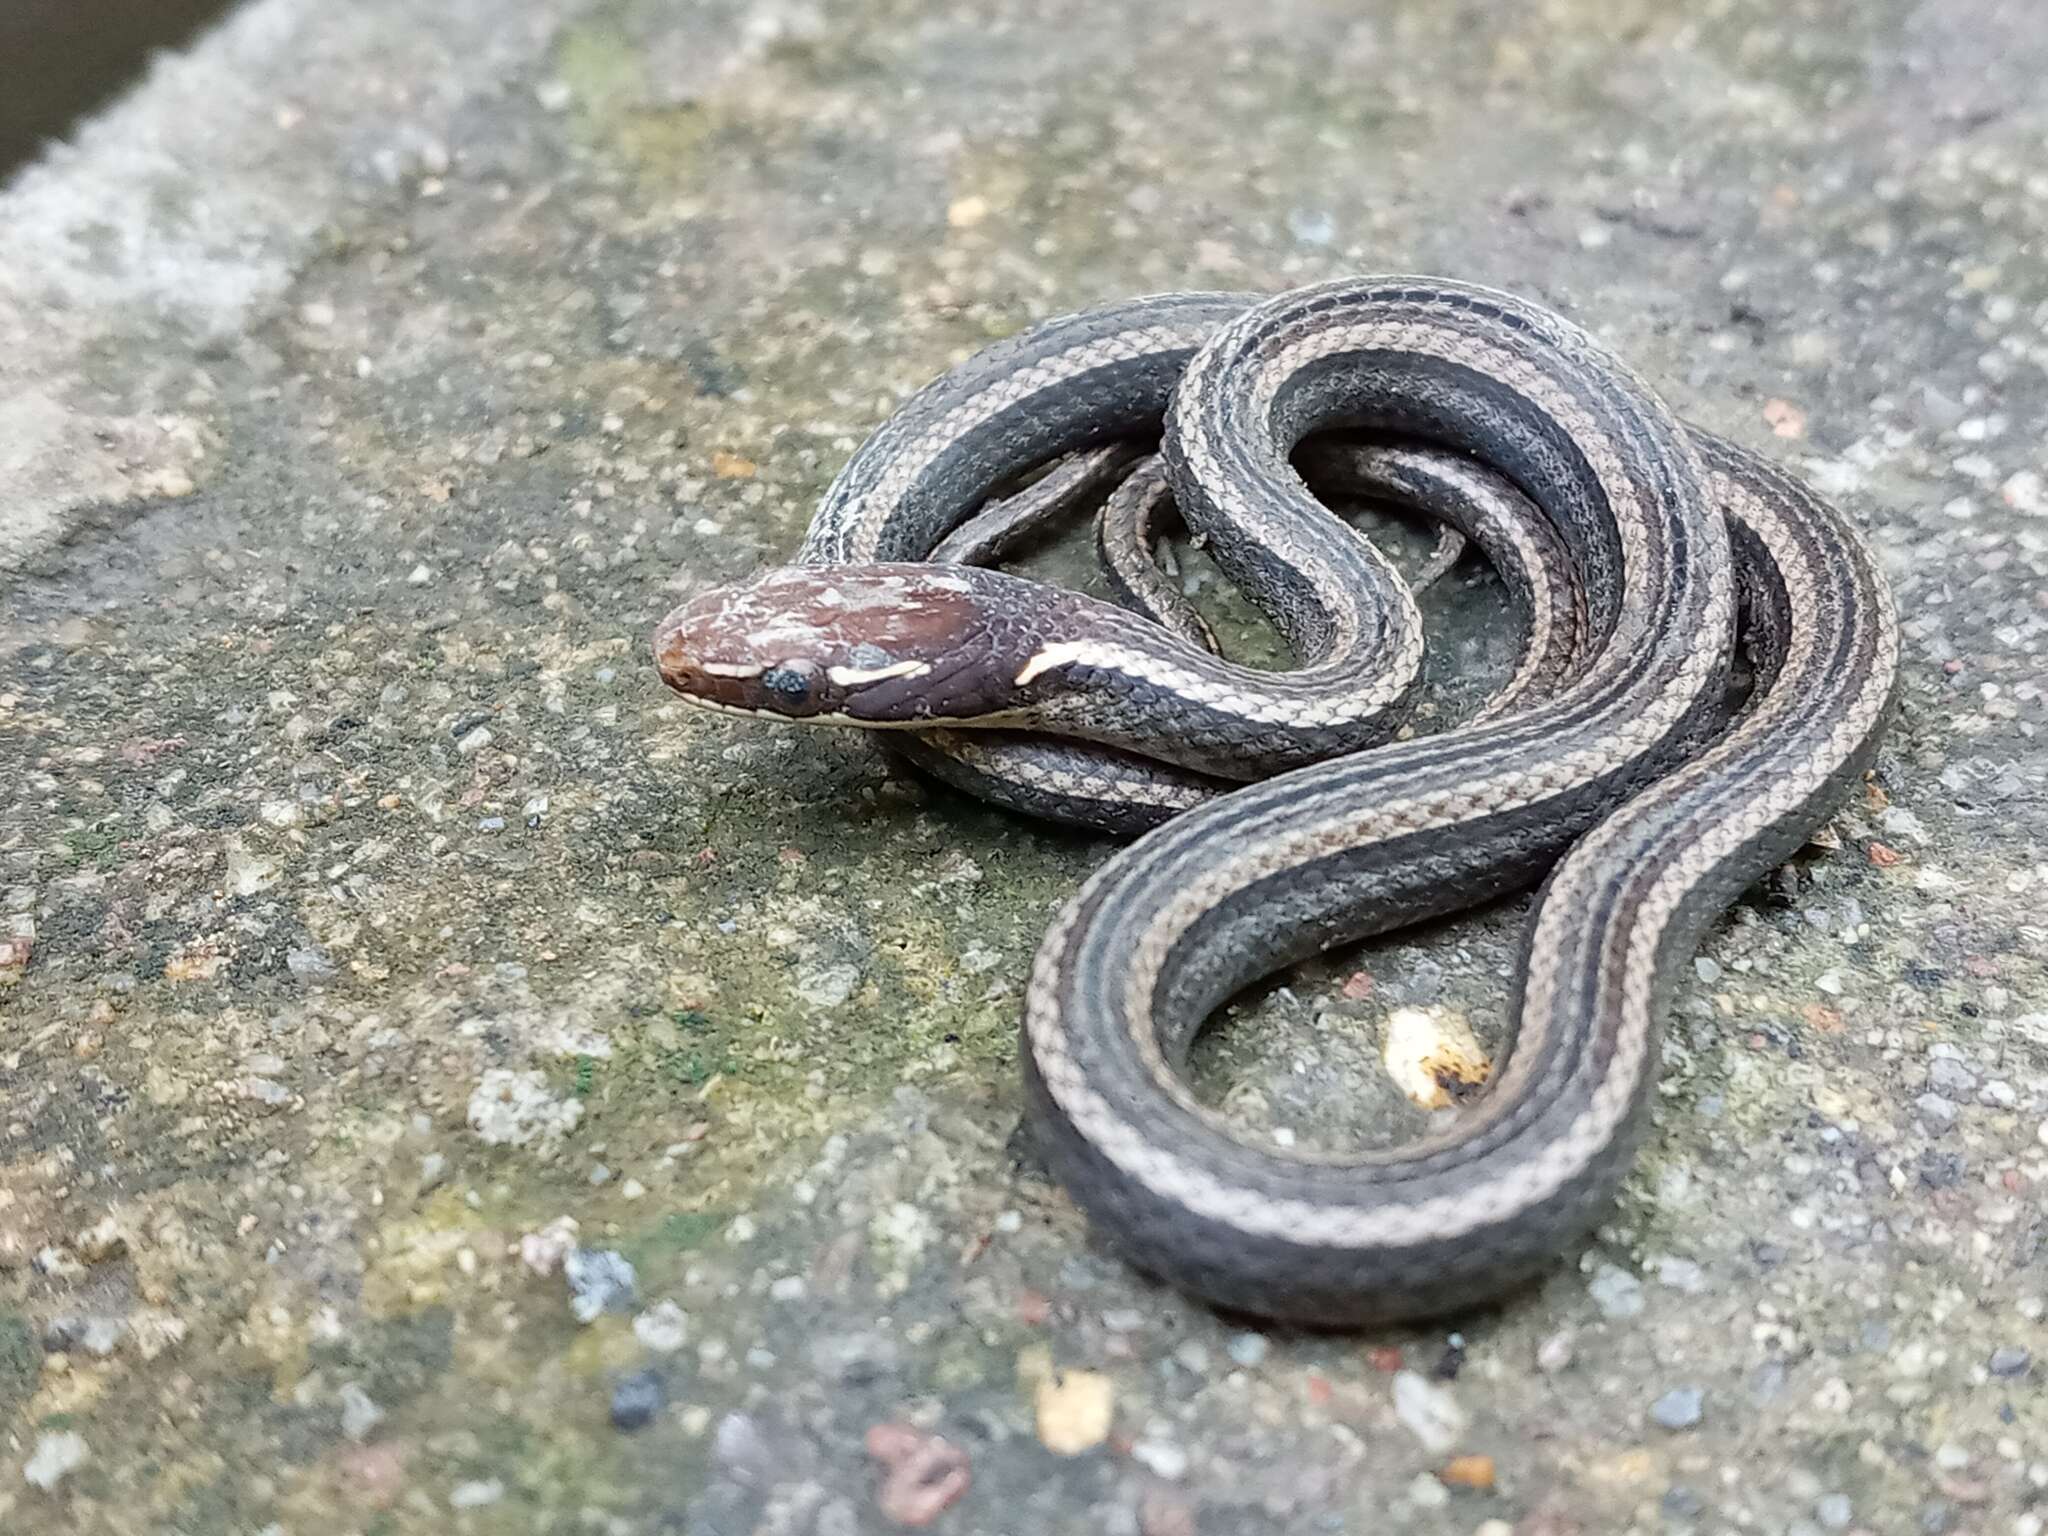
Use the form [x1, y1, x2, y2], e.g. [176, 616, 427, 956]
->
[2, 2, 2044, 1533]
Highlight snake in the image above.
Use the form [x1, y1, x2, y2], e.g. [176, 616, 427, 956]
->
[651, 277, 1899, 1325]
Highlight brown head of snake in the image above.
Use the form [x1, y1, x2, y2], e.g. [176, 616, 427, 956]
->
[651, 276, 1898, 1326]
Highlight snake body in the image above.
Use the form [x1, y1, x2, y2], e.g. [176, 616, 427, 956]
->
[653, 277, 1898, 1324]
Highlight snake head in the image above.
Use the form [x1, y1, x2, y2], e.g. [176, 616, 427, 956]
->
[653, 563, 1033, 724]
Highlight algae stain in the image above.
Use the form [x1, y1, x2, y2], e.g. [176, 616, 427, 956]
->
[0, 1311, 38, 1414]
[554, 23, 717, 177]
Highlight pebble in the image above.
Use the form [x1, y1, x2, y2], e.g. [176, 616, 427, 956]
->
[1919, 1151, 1965, 1188]
[564, 1247, 637, 1323]
[1987, 1346, 2030, 1378]
[1915, 1093, 1959, 1127]
[865, 1423, 972, 1526]
[1693, 956, 1723, 983]
[1589, 1263, 1646, 1319]
[1036, 1369, 1114, 1455]
[449, 1478, 504, 1509]
[1662, 1486, 1705, 1518]
[24, 1431, 89, 1491]
[1654, 1256, 1708, 1294]
[609, 1369, 664, 1431]
[1928, 1057, 1978, 1096]
[1649, 1386, 1705, 1430]
[1536, 1330, 1576, 1373]
[1225, 1331, 1269, 1367]
[1439, 1454, 1496, 1491]
[1130, 1434, 1190, 1480]
[714, 1413, 775, 1485]
[339, 1382, 385, 1441]
[1406, 1471, 1450, 1509]
[1392, 1370, 1468, 1454]
[416, 1152, 449, 1194]
[519, 1215, 579, 1276]
[1815, 1493, 1853, 1530]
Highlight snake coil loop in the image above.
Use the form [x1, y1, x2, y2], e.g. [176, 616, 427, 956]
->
[653, 276, 1898, 1324]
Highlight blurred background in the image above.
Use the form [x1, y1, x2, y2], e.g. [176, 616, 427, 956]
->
[0, 0, 233, 175]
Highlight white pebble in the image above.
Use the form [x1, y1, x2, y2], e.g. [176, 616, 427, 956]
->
[23, 1431, 89, 1491]
[1392, 1370, 1468, 1454]
[633, 1300, 689, 1354]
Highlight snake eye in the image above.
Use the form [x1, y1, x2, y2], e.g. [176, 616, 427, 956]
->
[758, 660, 821, 704]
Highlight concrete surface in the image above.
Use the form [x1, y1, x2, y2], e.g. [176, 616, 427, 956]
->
[2, 1, 2044, 1533]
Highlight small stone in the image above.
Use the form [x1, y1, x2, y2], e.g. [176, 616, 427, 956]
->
[1917, 1499, 1953, 1533]
[1928, 1058, 1977, 1096]
[865, 1423, 972, 1526]
[633, 1300, 689, 1354]
[564, 1247, 637, 1323]
[73, 1214, 130, 1263]
[468, 1069, 582, 1148]
[286, 946, 335, 979]
[1226, 1331, 1269, 1367]
[1654, 1256, 1708, 1294]
[416, 1153, 448, 1195]
[610, 1369, 664, 1431]
[339, 1382, 385, 1441]
[1035, 1369, 1114, 1455]
[1536, 1330, 1575, 1373]
[449, 1478, 504, 1509]
[1815, 1493, 1853, 1530]
[1988, 1346, 2031, 1378]
[1649, 1386, 1705, 1430]
[769, 1275, 807, 1302]
[1918, 1151, 1965, 1188]
[1406, 1470, 1450, 1508]
[24, 1431, 89, 1490]
[33, 1247, 86, 1280]
[1915, 1093, 1959, 1127]
[1130, 1434, 1189, 1480]
[456, 725, 493, 756]
[1693, 956, 1723, 983]
[1392, 1370, 1468, 1454]
[1661, 1486, 1705, 1519]
[1589, 1262, 1646, 1319]
[714, 1413, 775, 1483]
[1439, 1454, 1496, 1490]
[519, 1215, 578, 1275]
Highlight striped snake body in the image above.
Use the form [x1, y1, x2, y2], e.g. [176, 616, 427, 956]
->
[653, 277, 1898, 1324]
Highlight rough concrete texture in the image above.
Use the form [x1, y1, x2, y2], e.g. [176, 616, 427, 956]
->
[2, 1, 2045, 1533]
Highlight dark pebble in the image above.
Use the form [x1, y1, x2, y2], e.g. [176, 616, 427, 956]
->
[1433, 1334, 1467, 1380]
[1917, 1151, 1965, 1188]
[610, 1369, 664, 1431]
[1918, 1500, 1953, 1534]
[1987, 1346, 2030, 1378]
[1661, 1485, 1705, 1519]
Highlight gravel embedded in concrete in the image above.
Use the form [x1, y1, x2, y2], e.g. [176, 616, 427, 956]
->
[3, 0, 2046, 1532]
